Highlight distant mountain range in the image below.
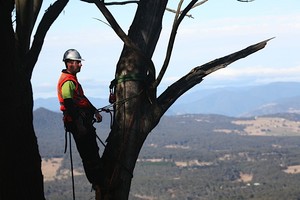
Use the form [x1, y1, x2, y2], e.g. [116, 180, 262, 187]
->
[34, 82, 300, 117]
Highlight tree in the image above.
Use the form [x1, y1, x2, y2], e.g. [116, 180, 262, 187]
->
[1, 0, 69, 199]
[87, 1, 270, 199]
[1, 0, 270, 200]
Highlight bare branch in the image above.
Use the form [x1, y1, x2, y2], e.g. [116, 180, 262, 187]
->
[15, 0, 43, 57]
[104, 1, 139, 5]
[81, 0, 139, 5]
[192, 0, 209, 8]
[153, 0, 202, 88]
[27, 0, 69, 76]
[87, 0, 138, 50]
[237, 0, 255, 2]
[165, 0, 208, 18]
[93, 17, 112, 27]
[175, 0, 185, 21]
[165, 8, 194, 18]
[156, 38, 274, 116]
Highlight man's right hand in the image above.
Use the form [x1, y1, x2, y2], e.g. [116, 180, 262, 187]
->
[94, 111, 102, 123]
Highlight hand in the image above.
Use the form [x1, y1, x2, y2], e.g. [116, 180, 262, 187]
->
[94, 111, 102, 123]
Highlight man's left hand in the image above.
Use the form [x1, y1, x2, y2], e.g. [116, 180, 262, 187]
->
[94, 111, 102, 123]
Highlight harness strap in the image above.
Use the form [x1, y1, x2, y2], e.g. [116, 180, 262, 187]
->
[109, 73, 146, 89]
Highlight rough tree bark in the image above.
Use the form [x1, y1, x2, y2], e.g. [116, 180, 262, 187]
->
[1, 1, 68, 199]
[86, 0, 271, 199]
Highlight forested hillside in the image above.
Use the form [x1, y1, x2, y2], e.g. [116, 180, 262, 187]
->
[35, 108, 300, 200]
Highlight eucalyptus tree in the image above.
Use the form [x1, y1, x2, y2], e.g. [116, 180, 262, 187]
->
[83, 0, 270, 199]
[0, 0, 270, 199]
[1, 1, 68, 199]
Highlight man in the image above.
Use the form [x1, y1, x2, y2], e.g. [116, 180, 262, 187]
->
[57, 49, 104, 196]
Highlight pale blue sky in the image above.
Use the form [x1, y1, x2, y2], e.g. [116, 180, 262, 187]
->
[32, 0, 300, 100]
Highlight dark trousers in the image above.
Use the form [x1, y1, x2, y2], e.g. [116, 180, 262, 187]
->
[65, 115, 104, 186]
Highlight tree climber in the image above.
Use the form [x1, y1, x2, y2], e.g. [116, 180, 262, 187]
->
[57, 49, 104, 197]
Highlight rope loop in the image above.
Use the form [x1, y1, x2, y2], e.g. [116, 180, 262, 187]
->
[109, 73, 146, 89]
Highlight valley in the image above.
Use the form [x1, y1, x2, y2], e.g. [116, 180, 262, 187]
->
[34, 109, 300, 200]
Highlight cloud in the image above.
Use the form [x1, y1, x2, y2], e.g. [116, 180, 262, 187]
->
[202, 65, 300, 87]
[159, 65, 300, 88]
[212, 65, 300, 78]
[32, 2, 300, 99]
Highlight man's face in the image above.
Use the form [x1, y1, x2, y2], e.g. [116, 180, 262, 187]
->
[67, 60, 82, 74]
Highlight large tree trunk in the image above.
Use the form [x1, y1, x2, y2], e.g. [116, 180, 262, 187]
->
[1, 1, 45, 199]
[101, 0, 168, 199]
[97, 0, 270, 199]
[2, 71, 45, 200]
[1, 1, 68, 199]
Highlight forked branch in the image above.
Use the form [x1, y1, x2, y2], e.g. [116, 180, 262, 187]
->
[166, 0, 208, 18]
[27, 0, 69, 76]
[82, 0, 138, 50]
[153, 0, 208, 89]
[157, 38, 274, 115]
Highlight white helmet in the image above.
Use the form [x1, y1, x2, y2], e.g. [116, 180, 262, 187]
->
[63, 49, 84, 61]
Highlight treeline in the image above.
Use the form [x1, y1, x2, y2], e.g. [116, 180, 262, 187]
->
[44, 141, 300, 200]
[131, 146, 300, 200]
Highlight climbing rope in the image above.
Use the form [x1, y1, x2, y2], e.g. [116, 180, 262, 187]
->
[69, 132, 76, 200]
[64, 129, 76, 200]
[105, 79, 142, 191]
[93, 109, 134, 178]
[63, 85, 143, 199]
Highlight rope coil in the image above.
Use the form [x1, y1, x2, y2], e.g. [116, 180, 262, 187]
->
[109, 73, 146, 89]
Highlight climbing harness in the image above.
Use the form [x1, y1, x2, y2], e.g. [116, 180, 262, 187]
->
[108, 73, 146, 105]
[63, 81, 144, 199]
[63, 105, 123, 200]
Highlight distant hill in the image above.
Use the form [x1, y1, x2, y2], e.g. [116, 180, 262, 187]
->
[34, 108, 300, 158]
[34, 97, 109, 112]
[34, 82, 300, 117]
[242, 95, 300, 117]
[33, 108, 112, 158]
[167, 81, 300, 117]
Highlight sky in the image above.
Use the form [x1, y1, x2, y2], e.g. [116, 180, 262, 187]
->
[31, 0, 300, 101]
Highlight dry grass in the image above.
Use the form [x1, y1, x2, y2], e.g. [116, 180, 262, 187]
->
[283, 165, 300, 174]
[215, 117, 300, 136]
[238, 172, 253, 183]
[42, 158, 63, 181]
[42, 158, 83, 181]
